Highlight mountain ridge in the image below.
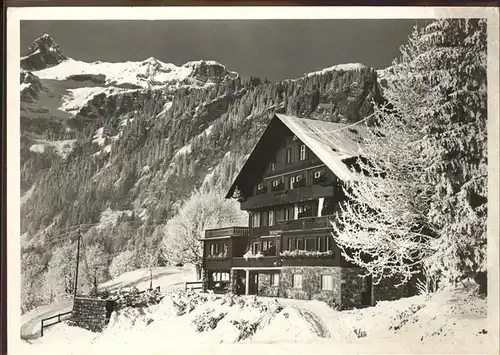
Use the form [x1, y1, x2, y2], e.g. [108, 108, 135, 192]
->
[19, 34, 386, 314]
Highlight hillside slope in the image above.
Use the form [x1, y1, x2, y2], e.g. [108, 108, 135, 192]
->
[20, 33, 385, 313]
[20, 286, 495, 355]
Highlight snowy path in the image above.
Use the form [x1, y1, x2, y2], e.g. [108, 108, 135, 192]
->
[296, 308, 330, 338]
[21, 300, 73, 340]
[21, 266, 195, 340]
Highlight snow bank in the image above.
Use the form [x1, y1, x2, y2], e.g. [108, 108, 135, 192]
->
[21, 286, 495, 355]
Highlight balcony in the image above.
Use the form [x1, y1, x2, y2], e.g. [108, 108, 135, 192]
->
[280, 256, 337, 267]
[204, 257, 232, 271]
[250, 215, 334, 236]
[232, 256, 279, 268]
[205, 226, 249, 239]
[241, 185, 335, 210]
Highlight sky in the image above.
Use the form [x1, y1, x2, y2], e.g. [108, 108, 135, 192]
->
[21, 20, 420, 81]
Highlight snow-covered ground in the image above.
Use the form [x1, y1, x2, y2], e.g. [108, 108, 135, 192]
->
[32, 57, 235, 90]
[29, 139, 76, 159]
[20, 282, 496, 355]
[33, 57, 192, 89]
[20, 266, 196, 340]
[61, 87, 138, 113]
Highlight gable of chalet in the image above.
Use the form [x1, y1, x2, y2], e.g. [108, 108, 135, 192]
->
[226, 113, 367, 199]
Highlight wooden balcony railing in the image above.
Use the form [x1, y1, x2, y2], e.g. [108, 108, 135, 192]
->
[232, 256, 279, 268]
[241, 185, 335, 210]
[205, 227, 249, 238]
[250, 215, 334, 236]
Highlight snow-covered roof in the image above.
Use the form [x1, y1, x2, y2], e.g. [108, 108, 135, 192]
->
[275, 114, 367, 181]
[226, 114, 368, 198]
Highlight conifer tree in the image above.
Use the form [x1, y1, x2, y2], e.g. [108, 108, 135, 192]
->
[333, 19, 487, 290]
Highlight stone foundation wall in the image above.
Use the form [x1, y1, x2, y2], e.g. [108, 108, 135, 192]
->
[279, 267, 341, 306]
[72, 297, 114, 332]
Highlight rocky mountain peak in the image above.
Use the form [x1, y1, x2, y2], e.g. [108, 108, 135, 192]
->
[183, 60, 238, 83]
[21, 33, 68, 71]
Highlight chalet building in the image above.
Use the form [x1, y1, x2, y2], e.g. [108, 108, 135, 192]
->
[201, 113, 411, 309]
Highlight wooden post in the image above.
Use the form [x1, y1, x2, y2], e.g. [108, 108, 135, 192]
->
[73, 228, 82, 299]
[245, 269, 250, 295]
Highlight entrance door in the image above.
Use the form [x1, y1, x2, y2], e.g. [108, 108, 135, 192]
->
[249, 272, 259, 295]
[361, 275, 373, 306]
[234, 270, 246, 295]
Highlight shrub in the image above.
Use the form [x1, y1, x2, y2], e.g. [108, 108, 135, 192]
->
[191, 309, 226, 332]
[311, 293, 340, 310]
[108, 287, 164, 310]
[231, 320, 259, 341]
[353, 327, 367, 338]
[389, 304, 425, 332]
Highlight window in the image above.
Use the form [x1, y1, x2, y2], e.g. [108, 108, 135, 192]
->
[316, 236, 332, 252]
[277, 209, 285, 221]
[289, 176, 295, 189]
[271, 162, 276, 171]
[305, 238, 315, 251]
[287, 238, 293, 251]
[293, 274, 303, 289]
[251, 213, 261, 227]
[262, 240, 271, 251]
[268, 211, 274, 226]
[286, 148, 292, 164]
[321, 274, 334, 291]
[252, 242, 261, 254]
[261, 211, 268, 226]
[316, 236, 323, 252]
[314, 171, 322, 179]
[257, 182, 264, 190]
[300, 144, 306, 160]
[271, 273, 280, 287]
[272, 180, 279, 187]
[296, 174, 302, 181]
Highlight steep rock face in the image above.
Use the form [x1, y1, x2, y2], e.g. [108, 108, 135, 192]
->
[20, 72, 45, 103]
[21, 34, 68, 71]
[19, 33, 387, 246]
[281, 65, 383, 123]
[184, 60, 239, 83]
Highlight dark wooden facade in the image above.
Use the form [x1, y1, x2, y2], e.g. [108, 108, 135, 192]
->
[200, 115, 386, 307]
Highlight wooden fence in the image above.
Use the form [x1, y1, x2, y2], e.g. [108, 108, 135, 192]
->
[40, 311, 73, 337]
[184, 281, 203, 291]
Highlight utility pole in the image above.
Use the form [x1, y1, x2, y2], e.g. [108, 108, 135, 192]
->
[73, 227, 82, 299]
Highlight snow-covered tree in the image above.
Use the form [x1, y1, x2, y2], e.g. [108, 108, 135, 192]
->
[21, 252, 48, 312]
[109, 250, 136, 279]
[81, 242, 109, 293]
[333, 19, 487, 290]
[43, 242, 77, 301]
[161, 188, 247, 279]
